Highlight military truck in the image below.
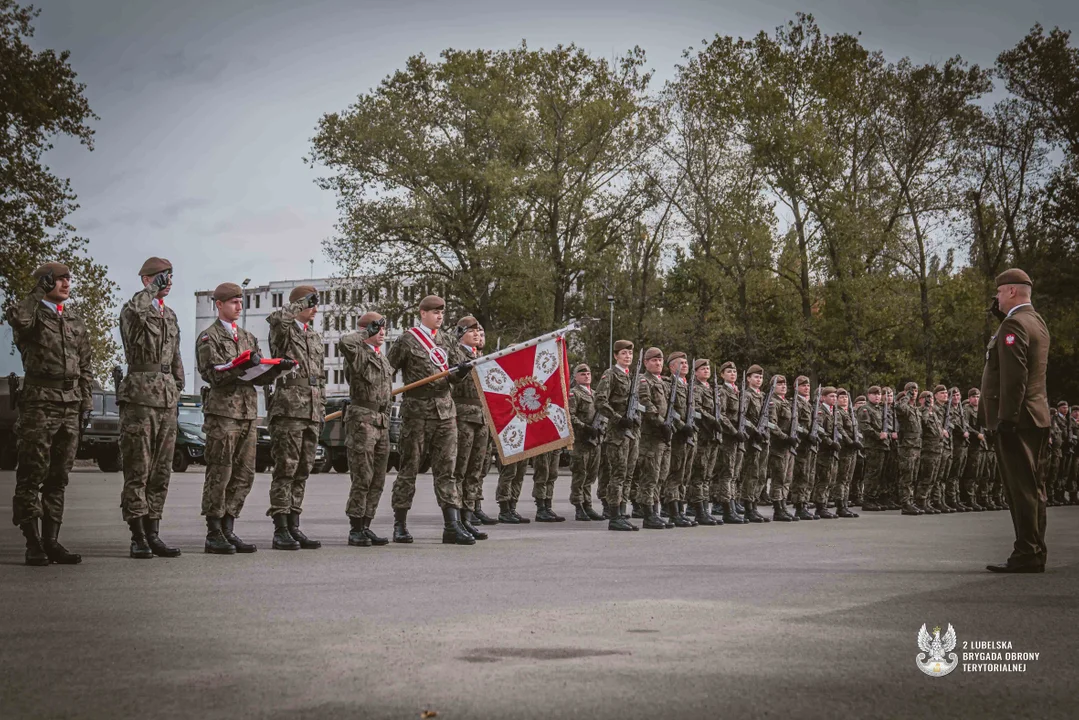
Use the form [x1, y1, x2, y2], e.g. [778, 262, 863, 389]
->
[79, 389, 122, 471]
[315, 396, 402, 474]
[0, 373, 21, 470]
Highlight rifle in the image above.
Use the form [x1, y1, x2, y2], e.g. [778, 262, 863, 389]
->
[8, 372, 20, 410]
[830, 400, 841, 457]
[850, 402, 863, 458]
[621, 351, 646, 437]
[807, 385, 823, 451]
[788, 393, 800, 456]
[960, 399, 970, 443]
[585, 410, 609, 447]
[661, 372, 680, 443]
[752, 375, 778, 452]
[712, 382, 723, 442]
[111, 365, 124, 392]
[684, 361, 698, 447]
[943, 397, 953, 442]
[736, 372, 749, 449]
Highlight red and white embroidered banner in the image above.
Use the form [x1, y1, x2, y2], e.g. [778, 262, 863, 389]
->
[472, 335, 573, 464]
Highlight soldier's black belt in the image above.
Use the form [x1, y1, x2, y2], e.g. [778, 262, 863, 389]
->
[278, 376, 325, 388]
[129, 363, 171, 374]
[24, 374, 76, 391]
[352, 400, 389, 413]
[455, 398, 483, 407]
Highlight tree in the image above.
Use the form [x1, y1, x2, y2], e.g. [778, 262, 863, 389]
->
[1, 0, 119, 382]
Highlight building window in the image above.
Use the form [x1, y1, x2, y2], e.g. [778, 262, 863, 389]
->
[245, 294, 251, 309]
[335, 289, 345, 304]
[272, 292, 283, 307]
[333, 369, 342, 384]
[351, 315, 357, 330]
[368, 286, 378, 303]
[254, 294, 260, 309]
[323, 315, 330, 332]
[352, 288, 361, 304]
[335, 316, 344, 331]
[323, 369, 329, 383]
[324, 343, 329, 358]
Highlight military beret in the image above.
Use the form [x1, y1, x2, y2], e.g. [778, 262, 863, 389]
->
[693, 359, 710, 371]
[995, 268, 1032, 288]
[574, 363, 591, 375]
[796, 375, 810, 387]
[719, 361, 737, 373]
[933, 384, 948, 394]
[213, 282, 243, 301]
[773, 375, 787, 384]
[419, 294, 445, 311]
[822, 386, 837, 396]
[949, 386, 960, 394]
[1071, 405, 1079, 413]
[968, 388, 980, 398]
[855, 395, 866, 404]
[138, 257, 172, 276]
[838, 388, 849, 397]
[290, 285, 318, 303]
[33, 262, 70, 279]
[867, 385, 882, 394]
[644, 347, 663, 362]
[918, 390, 932, 402]
[746, 364, 764, 376]
[904, 382, 919, 393]
[667, 351, 687, 364]
[358, 311, 384, 327]
[614, 340, 633, 353]
[455, 315, 482, 331]
[1056, 400, 1069, 409]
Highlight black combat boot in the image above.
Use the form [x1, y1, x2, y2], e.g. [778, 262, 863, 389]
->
[582, 502, 604, 520]
[862, 500, 881, 511]
[348, 517, 372, 547]
[954, 500, 971, 512]
[441, 507, 476, 545]
[460, 507, 488, 540]
[362, 517, 389, 545]
[204, 517, 236, 555]
[772, 500, 793, 522]
[794, 502, 815, 521]
[684, 503, 697, 518]
[473, 501, 499, 525]
[272, 513, 301, 551]
[696, 502, 719, 526]
[631, 503, 646, 519]
[918, 501, 940, 515]
[600, 500, 611, 519]
[510, 501, 531, 523]
[393, 508, 414, 543]
[734, 500, 745, 516]
[20, 520, 49, 566]
[542, 499, 564, 522]
[41, 517, 81, 564]
[535, 499, 556, 522]
[655, 502, 673, 528]
[619, 502, 639, 530]
[723, 501, 746, 524]
[969, 497, 985, 511]
[679, 502, 698, 526]
[743, 501, 764, 523]
[145, 518, 181, 557]
[222, 515, 257, 553]
[574, 503, 591, 521]
[901, 501, 923, 516]
[128, 518, 154, 559]
[814, 502, 835, 519]
[607, 504, 636, 531]
[498, 501, 520, 524]
[287, 511, 321, 549]
[642, 503, 667, 529]
[836, 501, 859, 518]
[669, 501, 693, 528]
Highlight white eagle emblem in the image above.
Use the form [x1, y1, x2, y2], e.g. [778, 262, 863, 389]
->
[519, 387, 542, 412]
[916, 623, 958, 677]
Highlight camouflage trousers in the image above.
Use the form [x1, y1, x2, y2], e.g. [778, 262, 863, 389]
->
[267, 417, 318, 517]
[768, 451, 794, 502]
[1044, 453, 1062, 497]
[603, 436, 639, 507]
[11, 401, 80, 527]
[201, 415, 256, 518]
[454, 418, 490, 506]
[636, 435, 671, 506]
[664, 437, 695, 503]
[569, 442, 601, 505]
[962, 448, 986, 501]
[345, 411, 389, 520]
[851, 454, 865, 502]
[917, 450, 942, 502]
[478, 437, 495, 499]
[811, 452, 839, 504]
[531, 450, 561, 500]
[496, 459, 527, 503]
[739, 444, 767, 501]
[392, 413, 459, 510]
[831, 451, 857, 502]
[687, 438, 719, 504]
[790, 449, 818, 504]
[897, 448, 921, 504]
[710, 438, 738, 504]
[947, 445, 968, 504]
[861, 447, 888, 503]
[119, 402, 177, 522]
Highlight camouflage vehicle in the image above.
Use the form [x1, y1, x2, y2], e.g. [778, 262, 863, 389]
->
[0, 373, 21, 470]
[315, 396, 402, 474]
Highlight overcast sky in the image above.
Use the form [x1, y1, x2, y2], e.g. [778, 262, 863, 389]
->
[4, 0, 1077, 383]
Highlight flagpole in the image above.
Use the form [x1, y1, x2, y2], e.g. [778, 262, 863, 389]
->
[323, 321, 581, 421]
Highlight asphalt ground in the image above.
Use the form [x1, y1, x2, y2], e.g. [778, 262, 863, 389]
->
[1, 466, 1077, 720]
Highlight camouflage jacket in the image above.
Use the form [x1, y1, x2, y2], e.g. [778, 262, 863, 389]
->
[569, 383, 597, 436]
[118, 287, 184, 409]
[837, 405, 855, 455]
[266, 302, 325, 422]
[796, 393, 813, 446]
[668, 376, 689, 433]
[769, 394, 792, 457]
[697, 381, 720, 440]
[638, 373, 670, 441]
[894, 393, 922, 449]
[964, 402, 988, 450]
[386, 326, 457, 421]
[921, 404, 945, 452]
[1050, 411, 1066, 457]
[5, 284, 92, 410]
[594, 365, 640, 445]
[719, 382, 740, 438]
[449, 342, 485, 425]
[858, 402, 887, 449]
[339, 332, 393, 429]
[744, 386, 764, 446]
[195, 320, 260, 420]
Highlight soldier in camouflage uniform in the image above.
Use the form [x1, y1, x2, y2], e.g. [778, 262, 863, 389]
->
[471, 327, 498, 525]
[811, 386, 842, 519]
[265, 285, 325, 550]
[790, 376, 818, 521]
[738, 364, 771, 523]
[945, 388, 972, 511]
[850, 394, 867, 506]
[1046, 401, 1067, 506]
[196, 282, 268, 554]
[962, 389, 988, 511]
[569, 364, 605, 521]
[661, 352, 698, 526]
[636, 347, 677, 529]
[496, 459, 530, 523]
[531, 450, 564, 522]
[1066, 407, 1079, 503]
[767, 376, 797, 521]
[118, 257, 184, 559]
[893, 382, 923, 515]
[7, 262, 92, 566]
[387, 295, 474, 546]
[928, 385, 956, 513]
[710, 361, 746, 524]
[858, 386, 887, 511]
[340, 311, 394, 547]
[688, 360, 722, 525]
[831, 389, 860, 518]
[915, 389, 945, 514]
[595, 340, 642, 531]
[879, 386, 901, 510]
[448, 316, 491, 536]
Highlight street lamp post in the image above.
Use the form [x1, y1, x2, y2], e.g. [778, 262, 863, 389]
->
[607, 294, 615, 368]
[241, 278, 251, 330]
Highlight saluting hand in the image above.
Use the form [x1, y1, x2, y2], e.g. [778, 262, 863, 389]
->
[37, 270, 55, 294]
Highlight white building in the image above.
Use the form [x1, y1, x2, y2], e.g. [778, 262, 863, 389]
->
[193, 276, 442, 397]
